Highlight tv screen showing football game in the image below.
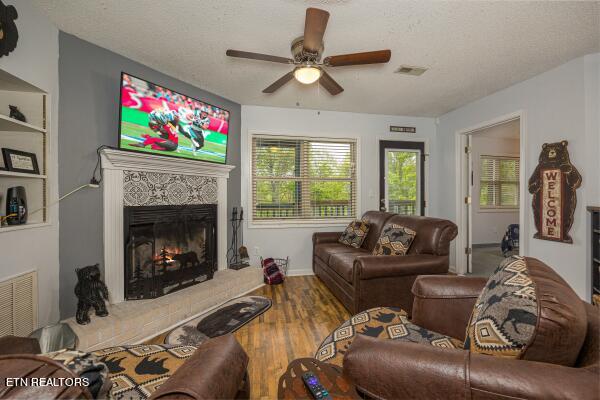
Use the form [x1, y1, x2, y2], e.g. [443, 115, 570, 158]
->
[119, 72, 229, 164]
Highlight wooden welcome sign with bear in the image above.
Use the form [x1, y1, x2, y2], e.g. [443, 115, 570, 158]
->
[528, 141, 581, 244]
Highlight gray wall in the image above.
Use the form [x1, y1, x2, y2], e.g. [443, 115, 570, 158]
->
[58, 32, 241, 318]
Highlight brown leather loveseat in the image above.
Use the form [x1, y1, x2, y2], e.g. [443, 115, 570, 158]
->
[313, 211, 458, 314]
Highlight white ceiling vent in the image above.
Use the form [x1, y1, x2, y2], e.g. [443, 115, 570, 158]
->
[0, 271, 38, 337]
[395, 65, 428, 76]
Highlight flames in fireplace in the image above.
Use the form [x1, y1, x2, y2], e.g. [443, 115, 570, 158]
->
[155, 246, 183, 266]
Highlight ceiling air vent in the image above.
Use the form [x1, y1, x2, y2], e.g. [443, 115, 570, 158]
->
[395, 65, 427, 76]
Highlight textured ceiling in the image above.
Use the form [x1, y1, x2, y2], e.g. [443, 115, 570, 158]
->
[33, 0, 599, 117]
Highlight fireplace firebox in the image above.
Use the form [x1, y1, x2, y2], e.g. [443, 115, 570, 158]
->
[124, 205, 217, 300]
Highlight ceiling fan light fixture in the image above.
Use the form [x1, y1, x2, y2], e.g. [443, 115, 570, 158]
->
[226, 7, 391, 95]
[294, 66, 322, 84]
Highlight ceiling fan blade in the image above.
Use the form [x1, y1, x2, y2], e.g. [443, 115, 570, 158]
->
[226, 49, 293, 64]
[303, 8, 330, 54]
[319, 71, 343, 95]
[324, 50, 391, 67]
[263, 71, 295, 93]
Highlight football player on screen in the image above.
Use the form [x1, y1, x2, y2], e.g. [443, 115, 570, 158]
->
[177, 108, 210, 153]
[191, 109, 211, 148]
[130, 109, 178, 151]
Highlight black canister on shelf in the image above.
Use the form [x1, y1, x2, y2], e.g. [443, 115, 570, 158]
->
[6, 186, 27, 225]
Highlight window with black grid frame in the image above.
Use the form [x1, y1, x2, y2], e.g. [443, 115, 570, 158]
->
[251, 135, 357, 221]
[479, 155, 520, 209]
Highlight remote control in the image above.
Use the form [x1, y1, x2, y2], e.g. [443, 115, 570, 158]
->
[302, 371, 332, 400]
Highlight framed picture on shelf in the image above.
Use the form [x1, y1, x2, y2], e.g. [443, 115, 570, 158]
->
[1, 148, 40, 174]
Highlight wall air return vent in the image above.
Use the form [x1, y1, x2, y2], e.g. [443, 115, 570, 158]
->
[395, 65, 428, 76]
[0, 271, 38, 336]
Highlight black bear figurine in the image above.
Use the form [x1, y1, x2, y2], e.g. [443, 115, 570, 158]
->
[75, 263, 109, 325]
[9, 105, 26, 122]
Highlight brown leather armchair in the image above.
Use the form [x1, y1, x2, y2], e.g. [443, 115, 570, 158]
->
[0, 334, 250, 399]
[313, 211, 458, 314]
[342, 273, 600, 400]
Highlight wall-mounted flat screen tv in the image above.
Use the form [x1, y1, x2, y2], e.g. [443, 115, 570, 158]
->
[119, 72, 229, 164]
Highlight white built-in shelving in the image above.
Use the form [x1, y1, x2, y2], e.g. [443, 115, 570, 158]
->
[0, 170, 47, 179]
[0, 114, 46, 134]
[0, 222, 50, 233]
[0, 69, 48, 232]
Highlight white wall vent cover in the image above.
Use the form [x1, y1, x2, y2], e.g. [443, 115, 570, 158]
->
[395, 65, 428, 76]
[0, 271, 38, 336]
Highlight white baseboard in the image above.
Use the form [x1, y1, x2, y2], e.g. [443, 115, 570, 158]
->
[286, 268, 315, 277]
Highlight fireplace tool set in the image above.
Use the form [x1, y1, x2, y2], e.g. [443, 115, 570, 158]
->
[228, 207, 250, 270]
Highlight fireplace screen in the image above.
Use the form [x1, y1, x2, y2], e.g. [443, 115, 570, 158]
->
[124, 205, 217, 300]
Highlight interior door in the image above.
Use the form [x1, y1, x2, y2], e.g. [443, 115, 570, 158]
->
[379, 141, 425, 216]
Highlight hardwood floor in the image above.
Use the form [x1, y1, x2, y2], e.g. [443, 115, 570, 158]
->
[148, 275, 349, 399]
[233, 275, 350, 399]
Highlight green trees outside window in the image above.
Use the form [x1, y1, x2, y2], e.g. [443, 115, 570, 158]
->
[252, 137, 356, 220]
[385, 150, 418, 215]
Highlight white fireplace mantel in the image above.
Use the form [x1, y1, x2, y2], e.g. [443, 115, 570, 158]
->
[101, 148, 235, 303]
[101, 148, 235, 177]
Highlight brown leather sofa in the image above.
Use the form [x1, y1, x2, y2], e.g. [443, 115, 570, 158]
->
[342, 266, 600, 400]
[313, 211, 458, 314]
[0, 334, 249, 399]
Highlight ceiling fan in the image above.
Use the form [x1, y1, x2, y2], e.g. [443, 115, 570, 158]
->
[226, 7, 391, 95]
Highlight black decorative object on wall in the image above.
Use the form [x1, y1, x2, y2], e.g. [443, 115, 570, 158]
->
[8, 105, 25, 122]
[74, 264, 109, 325]
[0, 1, 18, 57]
[528, 140, 582, 244]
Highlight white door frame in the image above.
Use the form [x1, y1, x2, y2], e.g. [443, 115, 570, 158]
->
[377, 137, 429, 216]
[454, 111, 528, 275]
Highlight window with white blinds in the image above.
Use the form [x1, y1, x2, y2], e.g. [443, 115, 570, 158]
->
[480, 156, 520, 209]
[252, 135, 357, 221]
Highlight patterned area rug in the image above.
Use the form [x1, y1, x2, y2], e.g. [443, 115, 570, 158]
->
[315, 307, 463, 366]
[92, 344, 196, 399]
[164, 295, 271, 345]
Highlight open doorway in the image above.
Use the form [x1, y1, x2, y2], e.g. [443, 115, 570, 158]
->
[464, 118, 521, 276]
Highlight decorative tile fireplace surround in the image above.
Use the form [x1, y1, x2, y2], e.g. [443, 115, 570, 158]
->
[64, 149, 263, 351]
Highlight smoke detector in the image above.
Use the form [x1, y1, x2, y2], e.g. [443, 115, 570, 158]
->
[395, 65, 427, 76]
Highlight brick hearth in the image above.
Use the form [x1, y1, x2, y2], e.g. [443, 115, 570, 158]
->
[64, 267, 263, 351]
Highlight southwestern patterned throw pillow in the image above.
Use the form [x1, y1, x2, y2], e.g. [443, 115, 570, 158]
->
[464, 255, 538, 358]
[338, 219, 370, 248]
[372, 224, 416, 256]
